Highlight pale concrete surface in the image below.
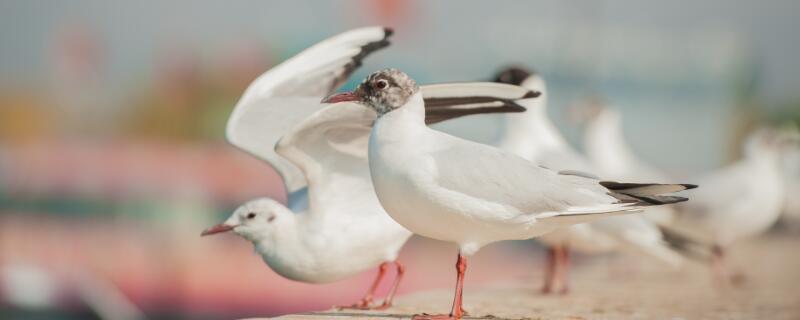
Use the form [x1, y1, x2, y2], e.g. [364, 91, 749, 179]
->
[255, 235, 800, 319]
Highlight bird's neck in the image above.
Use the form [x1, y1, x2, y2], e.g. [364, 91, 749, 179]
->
[498, 95, 566, 159]
[372, 93, 427, 143]
[252, 216, 314, 280]
[252, 212, 300, 255]
[746, 149, 780, 171]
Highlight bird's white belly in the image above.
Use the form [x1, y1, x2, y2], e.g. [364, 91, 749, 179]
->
[261, 217, 409, 283]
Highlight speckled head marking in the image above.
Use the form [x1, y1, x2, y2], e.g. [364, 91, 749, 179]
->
[322, 68, 419, 116]
[355, 68, 419, 115]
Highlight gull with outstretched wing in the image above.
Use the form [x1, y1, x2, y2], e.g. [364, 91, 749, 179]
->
[202, 27, 536, 310]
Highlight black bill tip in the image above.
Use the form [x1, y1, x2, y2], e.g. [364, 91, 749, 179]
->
[523, 90, 542, 99]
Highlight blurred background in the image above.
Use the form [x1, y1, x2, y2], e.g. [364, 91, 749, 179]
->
[1, 0, 798, 319]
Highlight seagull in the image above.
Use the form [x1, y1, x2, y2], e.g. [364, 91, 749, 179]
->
[493, 67, 690, 294]
[777, 124, 800, 229]
[667, 128, 796, 284]
[586, 105, 800, 285]
[201, 27, 535, 310]
[782, 145, 800, 228]
[580, 101, 671, 184]
[323, 68, 696, 319]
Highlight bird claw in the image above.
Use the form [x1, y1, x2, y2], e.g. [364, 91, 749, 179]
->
[335, 298, 373, 310]
[412, 313, 459, 320]
[412, 307, 467, 319]
[336, 298, 396, 311]
[370, 301, 392, 310]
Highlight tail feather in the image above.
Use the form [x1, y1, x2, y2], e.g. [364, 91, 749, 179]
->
[601, 181, 697, 206]
[536, 205, 643, 225]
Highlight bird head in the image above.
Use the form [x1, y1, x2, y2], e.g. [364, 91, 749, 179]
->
[201, 198, 292, 242]
[322, 68, 419, 116]
[743, 126, 800, 158]
[493, 66, 545, 97]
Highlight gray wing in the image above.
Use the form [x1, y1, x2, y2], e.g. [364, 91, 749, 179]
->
[429, 136, 619, 214]
[537, 146, 595, 173]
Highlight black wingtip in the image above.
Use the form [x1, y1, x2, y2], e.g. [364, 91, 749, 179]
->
[493, 66, 535, 85]
[423, 96, 527, 125]
[327, 27, 394, 94]
[599, 181, 697, 194]
[523, 90, 542, 99]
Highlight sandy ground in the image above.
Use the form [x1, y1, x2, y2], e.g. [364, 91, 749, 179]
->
[261, 234, 800, 319]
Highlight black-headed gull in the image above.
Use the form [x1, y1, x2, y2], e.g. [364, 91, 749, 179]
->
[323, 68, 696, 319]
[493, 67, 690, 294]
[201, 27, 535, 310]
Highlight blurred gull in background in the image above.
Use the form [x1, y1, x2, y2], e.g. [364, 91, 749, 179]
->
[578, 96, 799, 285]
[778, 124, 800, 229]
[493, 67, 690, 294]
[664, 128, 795, 285]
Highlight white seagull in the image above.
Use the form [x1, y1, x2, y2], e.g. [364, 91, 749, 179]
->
[492, 67, 690, 293]
[323, 68, 696, 319]
[777, 124, 800, 229]
[581, 102, 671, 184]
[580, 101, 800, 284]
[201, 27, 535, 310]
[782, 145, 800, 228]
[667, 128, 796, 283]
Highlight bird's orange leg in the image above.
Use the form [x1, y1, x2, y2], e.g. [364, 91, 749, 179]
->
[413, 253, 468, 320]
[541, 246, 557, 294]
[374, 261, 406, 310]
[337, 262, 389, 310]
[559, 245, 571, 295]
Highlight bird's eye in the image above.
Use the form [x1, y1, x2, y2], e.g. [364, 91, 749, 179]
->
[375, 79, 388, 89]
[246, 212, 256, 219]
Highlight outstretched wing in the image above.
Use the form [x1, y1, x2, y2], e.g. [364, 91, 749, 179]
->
[225, 27, 393, 194]
[277, 83, 539, 213]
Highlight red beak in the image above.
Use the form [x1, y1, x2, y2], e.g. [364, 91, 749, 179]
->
[321, 92, 360, 104]
[201, 223, 236, 237]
